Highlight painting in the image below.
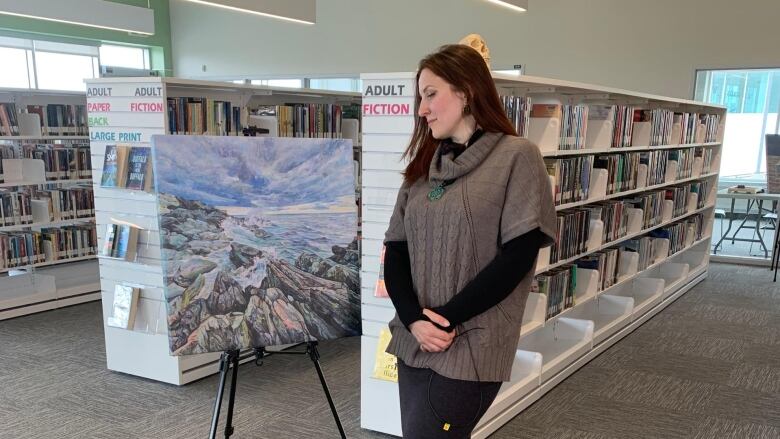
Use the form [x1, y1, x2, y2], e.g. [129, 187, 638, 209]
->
[152, 135, 360, 355]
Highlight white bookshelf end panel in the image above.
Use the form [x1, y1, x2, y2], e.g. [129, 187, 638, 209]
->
[478, 350, 542, 427]
[360, 335, 402, 437]
[520, 293, 546, 336]
[362, 304, 396, 337]
[568, 295, 634, 345]
[518, 317, 593, 383]
[100, 289, 181, 384]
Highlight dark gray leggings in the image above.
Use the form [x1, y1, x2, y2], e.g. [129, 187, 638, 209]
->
[397, 361, 502, 438]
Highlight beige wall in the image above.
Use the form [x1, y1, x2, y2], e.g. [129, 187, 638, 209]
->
[169, 0, 780, 99]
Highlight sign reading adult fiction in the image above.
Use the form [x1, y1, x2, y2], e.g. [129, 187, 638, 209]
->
[362, 81, 413, 117]
[152, 135, 360, 355]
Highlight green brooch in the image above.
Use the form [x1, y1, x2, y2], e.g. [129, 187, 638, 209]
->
[428, 182, 445, 201]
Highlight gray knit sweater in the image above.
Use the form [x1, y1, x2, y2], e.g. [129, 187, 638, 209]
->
[384, 132, 557, 382]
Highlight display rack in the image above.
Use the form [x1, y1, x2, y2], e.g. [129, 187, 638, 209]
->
[358, 72, 725, 437]
[0, 88, 99, 320]
[85, 77, 361, 385]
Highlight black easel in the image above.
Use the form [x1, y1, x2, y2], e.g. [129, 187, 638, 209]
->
[208, 341, 346, 439]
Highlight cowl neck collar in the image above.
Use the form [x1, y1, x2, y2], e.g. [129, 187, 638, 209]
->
[428, 131, 504, 182]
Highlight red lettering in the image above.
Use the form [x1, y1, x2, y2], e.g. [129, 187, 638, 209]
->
[130, 102, 164, 112]
[362, 102, 411, 116]
[87, 103, 110, 112]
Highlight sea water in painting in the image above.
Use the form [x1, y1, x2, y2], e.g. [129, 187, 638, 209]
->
[152, 135, 360, 355]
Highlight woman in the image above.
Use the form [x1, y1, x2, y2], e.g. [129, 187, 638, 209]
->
[383, 44, 557, 438]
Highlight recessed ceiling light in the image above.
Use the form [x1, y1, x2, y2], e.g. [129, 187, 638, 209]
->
[485, 0, 528, 13]
[183, 0, 315, 25]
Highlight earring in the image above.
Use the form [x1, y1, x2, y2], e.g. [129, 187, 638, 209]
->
[463, 103, 471, 115]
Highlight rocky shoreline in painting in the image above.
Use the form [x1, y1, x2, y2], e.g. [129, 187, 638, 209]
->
[160, 194, 360, 355]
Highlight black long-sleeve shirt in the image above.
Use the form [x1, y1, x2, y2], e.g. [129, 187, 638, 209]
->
[384, 228, 544, 332]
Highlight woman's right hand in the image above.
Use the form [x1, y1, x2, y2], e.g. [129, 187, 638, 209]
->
[409, 312, 455, 352]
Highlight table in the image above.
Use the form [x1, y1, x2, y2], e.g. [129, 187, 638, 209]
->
[713, 190, 780, 272]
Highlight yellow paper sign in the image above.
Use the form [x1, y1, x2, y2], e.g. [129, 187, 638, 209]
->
[371, 327, 398, 382]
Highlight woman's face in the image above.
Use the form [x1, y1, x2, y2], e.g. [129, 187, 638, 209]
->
[417, 68, 468, 140]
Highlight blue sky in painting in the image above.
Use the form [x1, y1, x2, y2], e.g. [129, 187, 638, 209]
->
[151, 136, 355, 211]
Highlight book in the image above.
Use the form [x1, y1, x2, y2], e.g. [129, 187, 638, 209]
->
[374, 245, 388, 298]
[106, 284, 140, 329]
[100, 145, 130, 187]
[101, 224, 117, 256]
[114, 224, 140, 260]
[125, 147, 153, 191]
[371, 327, 398, 383]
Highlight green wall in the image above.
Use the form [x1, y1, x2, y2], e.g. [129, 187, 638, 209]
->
[0, 0, 172, 75]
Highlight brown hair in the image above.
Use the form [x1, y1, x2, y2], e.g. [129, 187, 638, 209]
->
[402, 44, 517, 183]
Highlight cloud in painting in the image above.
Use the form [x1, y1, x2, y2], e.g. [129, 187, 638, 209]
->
[152, 136, 355, 210]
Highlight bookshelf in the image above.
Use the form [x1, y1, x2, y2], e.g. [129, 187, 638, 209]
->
[85, 77, 361, 385]
[0, 88, 100, 321]
[358, 72, 725, 438]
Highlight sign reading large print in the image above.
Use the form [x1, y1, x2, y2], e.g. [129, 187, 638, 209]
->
[152, 135, 360, 355]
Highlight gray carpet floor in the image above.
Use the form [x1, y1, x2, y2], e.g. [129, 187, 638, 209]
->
[0, 262, 778, 438]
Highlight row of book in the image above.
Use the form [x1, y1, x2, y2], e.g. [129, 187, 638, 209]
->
[0, 191, 33, 226]
[102, 222, 140, 261]
[0, 225, 97, 269]
[500, 95, 531, 138]
[22, 143, 92, 181]
[255, 104, 346, 138]
[497, 100, 722, 150]
[101, 145, 154, 191]
[583, 214, 704, 288]
[533, 264, 577, 320]
[662, 214, 704, 256]
[166, 97, 244, 136]
[545, 147, 715, 205]
[0, 145, 21, 183]
[545, 156, 592, 205]
[0, 187, 94, 227]
[27, 104, 89, 136]
[549, 179, 711, 265]
[550, 209, 591, 264]
[0, 103, 89, 137]
[34, 187, 95, 222]
[0, 103, 19, 136]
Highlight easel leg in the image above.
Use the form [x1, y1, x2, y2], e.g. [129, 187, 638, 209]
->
[224, 350, 240, 438]
[209, 350, 240, 439]
[307, 341, 347, 439]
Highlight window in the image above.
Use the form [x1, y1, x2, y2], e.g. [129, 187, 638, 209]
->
[695, 68, 780, 187]
[99, 44, 150, 70]
[0, 47, 32, 88]
[308, 78, 361, 92]
[250, 79, 303, 88]
[0, 37, 152, 92]
[36, 51, 99, 91]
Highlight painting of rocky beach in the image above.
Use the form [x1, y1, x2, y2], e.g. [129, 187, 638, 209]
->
[151, 135, 359, 355]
